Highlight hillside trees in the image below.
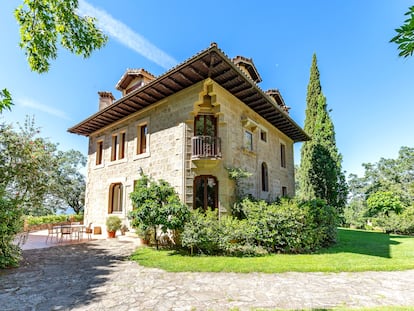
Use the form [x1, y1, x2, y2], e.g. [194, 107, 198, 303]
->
[297, 54, 347, 212]
[345, 147, 414, 233]
[48, 150, 87, 214]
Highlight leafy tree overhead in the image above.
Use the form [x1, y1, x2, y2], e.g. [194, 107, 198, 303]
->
[0, 0, 107, 110]
[0, 89, 13, 113]
[298, 54, 347, 211]
[391, 5, 414, 58]
[15, 0, 108, 73]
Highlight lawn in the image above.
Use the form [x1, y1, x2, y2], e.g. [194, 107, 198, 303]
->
[130, 228, 414, 273]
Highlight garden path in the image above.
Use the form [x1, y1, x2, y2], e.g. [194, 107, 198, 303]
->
[1, 233, 413, 310]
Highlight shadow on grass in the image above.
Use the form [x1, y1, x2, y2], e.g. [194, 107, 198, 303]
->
[0, 240, 132, 310]
[317, 228, 400, 258]
[154, 228, 402, 259]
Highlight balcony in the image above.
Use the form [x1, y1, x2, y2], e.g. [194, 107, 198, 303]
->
[191, 136, 222, 160]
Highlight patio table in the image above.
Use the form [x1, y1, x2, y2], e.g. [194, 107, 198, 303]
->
[53, 224, 85, 242]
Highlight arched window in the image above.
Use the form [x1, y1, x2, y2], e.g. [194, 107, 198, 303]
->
[109, 183, 123, 213]
[261, 162, 269, 192]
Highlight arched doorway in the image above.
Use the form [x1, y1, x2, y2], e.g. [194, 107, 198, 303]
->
[193, 175, 218, 210]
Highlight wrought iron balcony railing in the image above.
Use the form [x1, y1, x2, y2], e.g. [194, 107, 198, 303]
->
[191, 136, 222, 159]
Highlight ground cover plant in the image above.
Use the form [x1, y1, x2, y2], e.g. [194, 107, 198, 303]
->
[130, 228, 414, 273]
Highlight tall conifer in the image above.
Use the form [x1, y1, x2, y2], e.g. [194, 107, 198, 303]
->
[298, 54, 347, 211]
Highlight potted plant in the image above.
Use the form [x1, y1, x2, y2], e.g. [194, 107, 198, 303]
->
[136, 227, 151, 245]
[106, 216, 122, 238]
[120, 223, 129, 235]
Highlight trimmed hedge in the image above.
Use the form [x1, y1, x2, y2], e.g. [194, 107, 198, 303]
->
[25, 214, 84, 228]
[181, 198, 337, 256]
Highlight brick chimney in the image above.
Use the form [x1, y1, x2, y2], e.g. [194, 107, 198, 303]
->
[98, 91, 115, 111]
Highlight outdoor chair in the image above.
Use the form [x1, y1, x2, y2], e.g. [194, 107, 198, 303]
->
[46, 224, 58, 243]
[60, 226, 72, 242]
[82, 222, 93, 240]
[70, 222, 81, 240]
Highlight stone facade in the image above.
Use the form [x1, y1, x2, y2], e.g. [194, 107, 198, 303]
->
[69, 45, 308, 232]
[84, 79, 295, 231]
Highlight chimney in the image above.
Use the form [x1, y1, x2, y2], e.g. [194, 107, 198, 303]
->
[266, 89, 291, 114]
[98, 91, 115, 111]
[232, 56, 262, 83]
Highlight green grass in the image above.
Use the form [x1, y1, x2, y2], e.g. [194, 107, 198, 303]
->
[255, 308, 414, 311]
[130, 228, 414, 273]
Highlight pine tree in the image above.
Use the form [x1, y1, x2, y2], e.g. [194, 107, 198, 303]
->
[298, 54, 347, 211]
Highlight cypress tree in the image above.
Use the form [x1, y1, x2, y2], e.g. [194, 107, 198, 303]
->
[298, 54, 347, 211]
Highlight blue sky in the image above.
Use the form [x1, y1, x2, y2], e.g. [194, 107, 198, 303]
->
[1, 0, 413, 177]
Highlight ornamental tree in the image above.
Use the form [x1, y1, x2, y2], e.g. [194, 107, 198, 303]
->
[298, 54, 347, 212]
[129, 174, 190, 249]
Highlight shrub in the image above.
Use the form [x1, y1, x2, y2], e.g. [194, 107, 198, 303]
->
[25, 214, 83, 226]
[181, 198, 337, 256]
[129, 174, 190, 248]
[343, 199, 367, 229]
[300, 199, 338, 247]
[0, 197, 23, 268]
[372, 206, 414, 235]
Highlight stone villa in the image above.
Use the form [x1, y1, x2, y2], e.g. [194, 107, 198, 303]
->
[69, 43, 309, 231]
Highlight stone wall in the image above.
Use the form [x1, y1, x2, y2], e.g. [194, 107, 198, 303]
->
[85, 83, 203, 231]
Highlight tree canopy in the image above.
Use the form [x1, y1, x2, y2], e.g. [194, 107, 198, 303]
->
[0, 0, 107, 110]
[391, 5, 414, 58]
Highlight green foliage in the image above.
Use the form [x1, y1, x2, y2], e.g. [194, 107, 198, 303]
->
[0, 89, 13, 113]
[132, 229, 414, 273]
[346, 146, 414, 233]
[0, 117, 59, 214]
[106, 215, 122, 232]
[181, 198, 337, 256]
[372, 206, 414, 235]
[391, 6, 414, 58]
[0, 118, 86, 215]
[298, 55, 347, 211]
[15, 0, 108, 73]
[367, 191, 403, 217]
[25, 214, 82, 226]
[226, 167, 252, 202]
[50, 150, 86, 214]
[0, 196, 23, 268]
[129, 174, 190, 247]
[343, 199, 367, 229]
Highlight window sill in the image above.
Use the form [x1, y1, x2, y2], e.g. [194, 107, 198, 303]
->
[107, 158, 128, 166]
[94, 163, 105, 169]
[133, 152, 151, 161]
[242, 148, 256, 157]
